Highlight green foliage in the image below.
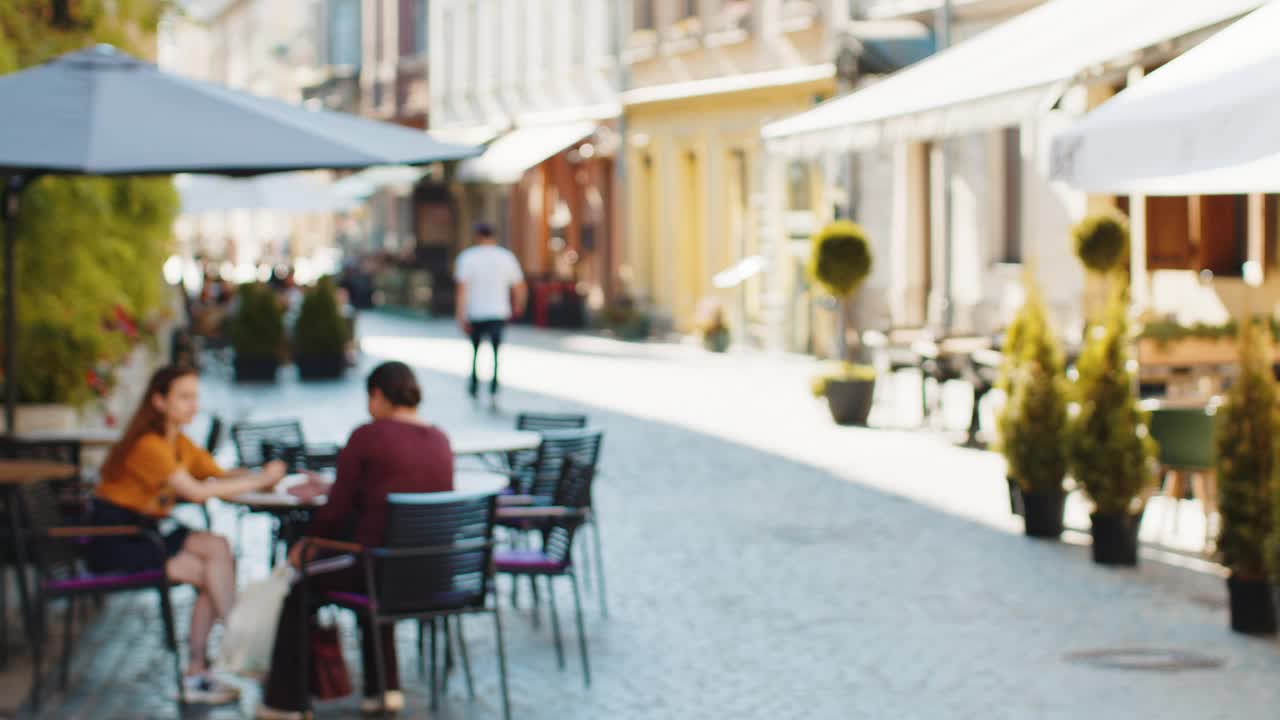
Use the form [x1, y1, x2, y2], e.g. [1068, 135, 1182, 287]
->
[1139, 316, 1280, 347]
[997, 271, 1047, 394]
[598, 296, 650, 341]
[997, 276, 1069, 495]
[1215, 319, 1277, 579]
[1067, 286, 1157, 515]
[811, 362, 877, 398]
[231, 284, 284, 360]
[807, 220, 872, 300]
[0, 2, 176, 405]
[1072, 211, 1129, 274]
[292, 279, 348, 356]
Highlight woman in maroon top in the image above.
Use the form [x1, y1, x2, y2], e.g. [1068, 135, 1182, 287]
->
[258, 362, 453, 720]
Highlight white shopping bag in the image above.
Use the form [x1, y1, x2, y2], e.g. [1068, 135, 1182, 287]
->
[216, 565, 296, 677]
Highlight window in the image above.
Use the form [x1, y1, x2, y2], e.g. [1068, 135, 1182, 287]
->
[401, 0, 428, 57]
[1195, 195, 1247, 277]
[681, 0, 698, 19]
[1266, 195, 1279, 268]
[1001, 127, 1023, 263]
[1145, 196, 1192, 269]
[634, 0, 655, 30]
[328, 0, 362, 67]
[786, 161, 812, 211]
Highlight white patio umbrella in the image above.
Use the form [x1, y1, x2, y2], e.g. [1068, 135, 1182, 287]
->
[1051, 0, 1280, 194]
[0, 45, 480, 432]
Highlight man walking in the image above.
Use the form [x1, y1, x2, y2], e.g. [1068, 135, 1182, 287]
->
[454, 222, 527, 398]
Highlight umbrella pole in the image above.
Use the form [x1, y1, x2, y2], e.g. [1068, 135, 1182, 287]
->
[2, 175, 22, 438]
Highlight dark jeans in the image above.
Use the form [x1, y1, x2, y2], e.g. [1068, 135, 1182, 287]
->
[262, 564, 399, 711]
[468, 319, 506, 391]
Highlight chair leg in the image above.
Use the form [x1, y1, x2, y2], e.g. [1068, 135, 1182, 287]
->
[59, 597, 75, 691]
[454, 616, 475, 699]
[417, 620, 426, 679]
[157, 587, 185, 707]
[200, 503, 213, 531]
[369, 615, 390, 720]
[492, 609, 512, 720]
[528, 573, 541, 627]
[428, 618, 439, 711]
[545, 576, 565, 670]
[590, 519, 608, 618]
[442, 617, 453, 697]
[27, 596, 44, 712]
[570, 573, 590, 688]
[0, 566, 8, 671]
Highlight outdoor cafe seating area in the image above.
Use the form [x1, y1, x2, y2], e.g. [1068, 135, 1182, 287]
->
[0, 411, 608, 718]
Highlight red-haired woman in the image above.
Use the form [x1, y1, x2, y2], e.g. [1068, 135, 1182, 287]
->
[92, 366, 286, 704]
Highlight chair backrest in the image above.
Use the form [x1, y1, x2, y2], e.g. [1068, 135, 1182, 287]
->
[230, 419, 305, 468]
[1148, 407, 1215, 470]
[204, 415, 225, 455]
[375, 492, 498, 615]
[515, 413, 588, 432]
[19, 480, 82, 582]
[526, 429, 603, 498]
[547, 459, 595, 565]
[507, 413, 589, 471]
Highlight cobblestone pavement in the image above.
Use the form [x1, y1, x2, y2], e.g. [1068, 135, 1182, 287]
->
[4, 311, 1280, 719]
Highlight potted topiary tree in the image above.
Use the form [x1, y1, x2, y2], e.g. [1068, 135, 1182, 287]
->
[1215, 318, 1277, 634]
[997, 276, 1070, 538]
[807, 220, 875, 426]
[1067, 286, 1158, 565]
[230, 283, 285, 382]
[292, 278, 349, 381]
[1072, 211, 1129, 276]
[996, 272, 1043, 515]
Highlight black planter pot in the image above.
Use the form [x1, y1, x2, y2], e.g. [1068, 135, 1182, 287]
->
[1090, 512, 1141, 566]
[1021, 491, 1065, 539]
[1227, 576, 1277, 635]
[295, 353, 346, 381]
[233, 355, 279, 383]
[1006, 477, 1024, 516]
[824, 379, 875, 426]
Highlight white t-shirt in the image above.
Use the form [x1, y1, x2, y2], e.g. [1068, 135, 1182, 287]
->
[454, 244, 524, 320]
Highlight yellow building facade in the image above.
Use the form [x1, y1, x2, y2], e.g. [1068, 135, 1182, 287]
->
[621, 1, 848, 338]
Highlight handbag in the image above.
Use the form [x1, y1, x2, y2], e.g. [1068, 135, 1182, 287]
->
[309, 615, 353, 700]
[216, 565, 295, 677]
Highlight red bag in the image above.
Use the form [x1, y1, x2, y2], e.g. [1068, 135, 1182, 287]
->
[309, 620, 352, 700]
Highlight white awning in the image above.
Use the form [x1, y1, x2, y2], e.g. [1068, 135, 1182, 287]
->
[622, 64, 834, 107]
[332, 165, 427, 200]
[1051, 1, 1280, 195]
[762, 0, 1266, 156]
[456, 122, 597, 184]
[176, 172, 357, 214]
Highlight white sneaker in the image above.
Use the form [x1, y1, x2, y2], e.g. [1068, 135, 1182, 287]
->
[254, 705, 313, 720]
[179, 674, 240, 704]
[360, 690, 405, 714]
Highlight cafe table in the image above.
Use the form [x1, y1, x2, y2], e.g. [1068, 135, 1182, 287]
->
[0, 460, 78, 668]
[229, 470, 513, 565]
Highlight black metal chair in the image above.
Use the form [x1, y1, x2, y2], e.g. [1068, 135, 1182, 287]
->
[300, 492, 510, 720]
[229, 419, 340, 563]
[0, 439, 86, 521]
[494, 458, 595, 687]
[505, 412, 588, 482]
[500, 428, 607, 617]
[19, 479, 183, 710]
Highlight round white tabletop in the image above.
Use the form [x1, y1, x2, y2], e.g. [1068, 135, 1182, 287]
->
[231, 469, 510, 509]
[447, 429, 540, 456]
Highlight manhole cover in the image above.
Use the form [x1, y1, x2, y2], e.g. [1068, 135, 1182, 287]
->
[1064, 648, 1224, 671]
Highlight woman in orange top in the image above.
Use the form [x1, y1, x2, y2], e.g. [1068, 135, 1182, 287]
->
[92, 365, 286, 704]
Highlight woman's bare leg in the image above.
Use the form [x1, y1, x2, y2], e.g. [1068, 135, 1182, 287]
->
[167, 532, 237, 674]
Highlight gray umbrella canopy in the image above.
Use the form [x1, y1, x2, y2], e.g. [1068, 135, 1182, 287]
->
[0, 45, 479, 175]
[0, 45, 480, 433]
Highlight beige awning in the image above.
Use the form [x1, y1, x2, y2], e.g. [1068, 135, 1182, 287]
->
[762, 0, 1266, 156]
[456, 122, 597, 184]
